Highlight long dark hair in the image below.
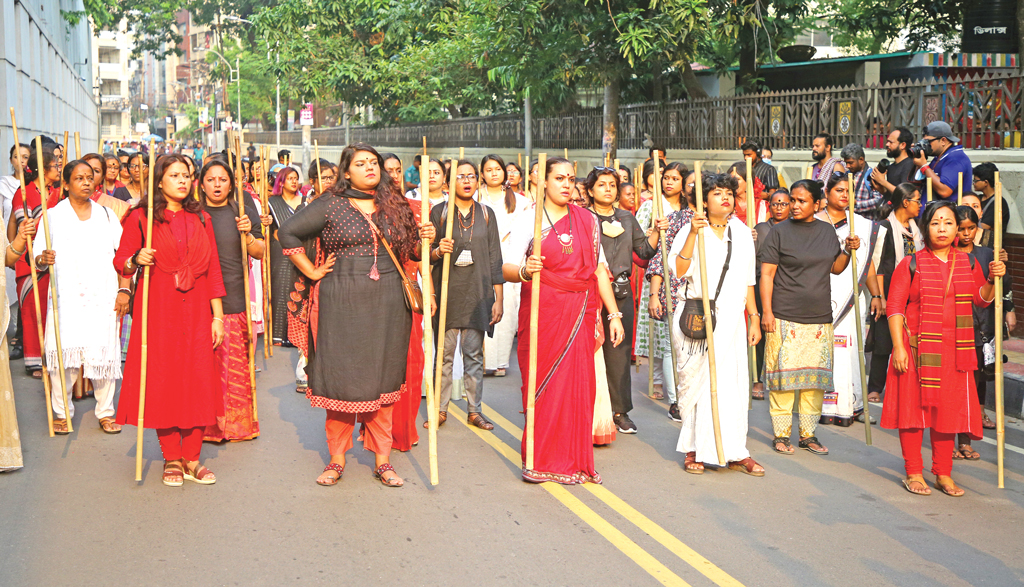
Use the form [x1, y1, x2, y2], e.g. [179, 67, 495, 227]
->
[23, 146, 54, 184]
[136, 154, 204, 223]
[198, 158, 237, 211]
[480, 154, 516, 213]
[662, 162, 688, 195]
[921, 200, 958, 249]
[334, 143, 417, 259]
[584, 167, 620, 202]
[879, 182, 919, 218]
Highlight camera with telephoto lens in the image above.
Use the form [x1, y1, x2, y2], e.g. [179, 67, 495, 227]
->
[876, 159, 889, 174]
[908, 138, 931, 160]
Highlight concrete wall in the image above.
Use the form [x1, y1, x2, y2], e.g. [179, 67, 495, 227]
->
[0, 0, 99, 155]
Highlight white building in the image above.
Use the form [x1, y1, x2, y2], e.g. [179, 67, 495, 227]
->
[94, 24, 135, 143]
[0, 0, 98, 152]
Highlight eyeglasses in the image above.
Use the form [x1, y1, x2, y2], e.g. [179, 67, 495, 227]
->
[907, 198, 922, 204]
[456, 174, 477, 181]
[770, 202, 791, 208]
[129, 164, 146, 171]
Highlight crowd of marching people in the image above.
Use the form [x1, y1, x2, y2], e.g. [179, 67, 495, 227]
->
[0, 122, 1012, 498]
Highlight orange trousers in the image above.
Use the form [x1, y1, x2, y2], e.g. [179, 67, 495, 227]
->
[325, 405, 394, 456]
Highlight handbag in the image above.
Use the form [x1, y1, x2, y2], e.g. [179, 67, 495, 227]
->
[372, 225, 425, 315]
[678, 226, 731, 340]
[612, 273, 631, 300]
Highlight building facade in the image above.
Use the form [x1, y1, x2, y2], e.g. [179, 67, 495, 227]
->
[93, 24, 134, 142]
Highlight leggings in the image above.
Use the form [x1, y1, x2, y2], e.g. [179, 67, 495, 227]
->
[899, 428, 956, 477]
[156, 427, 204, 462]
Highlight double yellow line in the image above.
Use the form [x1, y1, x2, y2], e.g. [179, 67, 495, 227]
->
[447, 403, 745, 587]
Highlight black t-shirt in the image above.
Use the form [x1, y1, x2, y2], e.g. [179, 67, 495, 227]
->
[979, 194, 1010, 234]
[207, 201, 263, 315]
[111, 186, 134, 202]
[886, 157, 914, 191]
[759, 218, 842, 324]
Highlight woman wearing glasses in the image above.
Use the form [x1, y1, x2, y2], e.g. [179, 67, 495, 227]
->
[429, 160, 504, 430]
[866, 183, 923, 404]
[751, 189, 792, 400]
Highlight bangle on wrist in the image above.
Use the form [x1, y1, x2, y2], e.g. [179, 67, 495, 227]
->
[213, 317, 224, 323]
[677, 252, 691, 261]
[519, 264, 530, 281]
[117, 288, 132, 295]
[8, 242, 24, 256]
[871, 295, 882, 299]
[606, 311, 623, 320]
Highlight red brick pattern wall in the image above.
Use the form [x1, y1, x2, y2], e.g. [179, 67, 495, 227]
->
[1004, 234, 1024, 336]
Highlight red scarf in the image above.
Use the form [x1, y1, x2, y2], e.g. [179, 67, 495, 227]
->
[149, 212, 212, 292]
[914, 249, 977, 406]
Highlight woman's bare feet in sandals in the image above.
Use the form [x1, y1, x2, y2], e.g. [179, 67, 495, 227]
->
[935, 475, 965, 497]
[901, 474, 931, 496]
[867, 392, 882, 403]
[374, 457, 404, 487]
[182, 460, 216, 485]
[317, 457, 345, 485]
[162, 460, 184, 487]
[683, 451, 704, 475]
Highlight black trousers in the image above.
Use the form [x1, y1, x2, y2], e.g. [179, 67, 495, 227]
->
[867, 315, 893, 396]
[602, 289, 635, 415]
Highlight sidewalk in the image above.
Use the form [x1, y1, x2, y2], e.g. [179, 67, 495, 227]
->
[996, 337, 1024, 418]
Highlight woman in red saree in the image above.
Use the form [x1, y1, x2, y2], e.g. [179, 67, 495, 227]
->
[115, 155, 226, 487]
[883, 201, 1003, 497]
[504, 157, 625, 484]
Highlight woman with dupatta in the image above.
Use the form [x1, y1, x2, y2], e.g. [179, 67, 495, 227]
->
[267, 166, 304, 347]
[504, 157, 625, 484]
[884, 201, 1003, 497]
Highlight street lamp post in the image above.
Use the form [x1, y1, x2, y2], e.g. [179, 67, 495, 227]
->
[224, 16, 280, 151]
[207, 48, 240, 132]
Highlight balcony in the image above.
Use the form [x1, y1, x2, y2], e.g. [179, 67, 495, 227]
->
[97, 62, 125, 80]
[100, 96, 130, 111]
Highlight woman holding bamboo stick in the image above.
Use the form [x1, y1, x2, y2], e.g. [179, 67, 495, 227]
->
[671, 172, 763, 475]
[112, 152, 146, 204]
[883, 201, 1003, 496]
[33, 160, 128, 435]
[760, 179, 859, 456]
[477, 154, 532, 378]
[587, 167, 663, 435]
[637, 162, 690, 413]
[431, 160, 504, 430]
[198, 158, 264, 442]
[816, 173, 880, 427]
[503, 157, 625, 484]
[10, 147, 60, 379]
[279, 143, 435, 487]
[407, 158, 447, 207]
[267, 166, 304, 348]
[115, 155, 226, 487]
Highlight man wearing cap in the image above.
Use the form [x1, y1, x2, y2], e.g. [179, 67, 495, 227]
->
[913, 121, 972, 204]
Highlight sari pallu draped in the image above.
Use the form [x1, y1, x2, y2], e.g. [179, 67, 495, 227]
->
[518, 206, 602, 484]
[12, 182, 59, 368]
[204, 312, 259, 442]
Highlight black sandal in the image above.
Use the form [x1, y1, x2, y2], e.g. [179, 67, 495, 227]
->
[772, 436, 794, 454]
[799, 436, 829, 455]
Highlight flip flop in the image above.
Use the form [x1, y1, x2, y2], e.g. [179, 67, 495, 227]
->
[901, 478, 931, 496]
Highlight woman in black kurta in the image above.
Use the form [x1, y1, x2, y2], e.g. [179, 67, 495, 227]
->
[268, 167, 305, 346]
[586, 168, 662, 434]
[279, 143, 434, 487]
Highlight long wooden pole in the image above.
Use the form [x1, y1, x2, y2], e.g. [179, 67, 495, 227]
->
[261, 146, 273, 357]
[995, 174, 1005, 488]
[652, 157, 678, 405]
[420, 154, 439, 486]
[847, 173, 872, 445]
[9, 110, 54, 436]
[926, 176, 933, 203]
[433, 160, 458, 416]
[233, 135, 258, 421]
[957, 172, 963, 206]
[73, 132, 81, 159]
[135, 138, 156, 481]
[694, 162, 725, 465]
[525, 153, 546, 471]
[34, 136, 71, 432]
[259, 146, 271, 360]
[745, 158, 757, 409]
[313, 140, 323, 195]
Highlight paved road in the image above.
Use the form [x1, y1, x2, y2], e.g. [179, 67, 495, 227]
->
[2, 342, 1023, 587]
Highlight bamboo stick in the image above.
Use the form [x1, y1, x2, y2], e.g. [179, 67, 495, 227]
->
[806, 165, 813, 180]
[847, 173, 871, 445]
[135, 138, 156, 481]
[926, 176, 933, 202]
[563, 148, 568, 160]
[694, 162, 725, 465]
[314, 140, 323, 195]
[422, 136, 427, 156]
[34, 136, 71, 432]
[9, 109, 54, 436]
[70, 132, 84, 403]
[261, 145, 273, 357]
[647, 305, 654, 393]
[233, 135, 258, 422]
[260, 146, 270, 360]
[957, 172, 963, 206]
[518, 153, 522, 168]
[652, 156, 678, 409]
[62, 132, 69, 166]
[420, 154, 439, 486]
[432, 159, 458, 427]
[746, 157, 756, 410]
[74, 132, 81, 159]
[525, 153, 547, 472]
[995, 174, 1005, 488]
[459, 147, 464, 160]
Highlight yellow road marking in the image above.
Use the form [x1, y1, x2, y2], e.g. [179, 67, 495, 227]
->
[480, 404, 745, 587]
[448, 405, 691, 587]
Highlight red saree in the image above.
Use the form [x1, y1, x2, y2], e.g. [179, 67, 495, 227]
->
[392, 198, 424, 451]
[518, 205, 602, 484]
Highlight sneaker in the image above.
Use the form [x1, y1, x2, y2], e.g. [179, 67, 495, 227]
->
[614, 413, 637, 434]
[667, 403, 681, 422]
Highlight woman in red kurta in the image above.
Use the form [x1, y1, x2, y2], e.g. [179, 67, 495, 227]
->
[883, 201, 1003, 497]
[115, 155, 227, 487]
[503, 158, 625, 484]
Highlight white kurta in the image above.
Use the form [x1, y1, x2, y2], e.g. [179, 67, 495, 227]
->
[671, 217, 755, 464]
[820, 212, 872, 419]
[34, 200, 122, 380]
[479, 189, 533, 370]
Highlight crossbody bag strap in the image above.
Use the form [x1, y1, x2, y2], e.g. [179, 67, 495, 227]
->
[711, 226, 732, 302]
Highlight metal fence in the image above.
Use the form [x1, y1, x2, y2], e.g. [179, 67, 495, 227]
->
[242, 72, 1024, 151]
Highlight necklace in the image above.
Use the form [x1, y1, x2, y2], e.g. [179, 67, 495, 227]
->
[544, 207, 574, 254]
[458, 203, 475, 243]
[824, 209, 846, 228]
[710, 219, 729, 228]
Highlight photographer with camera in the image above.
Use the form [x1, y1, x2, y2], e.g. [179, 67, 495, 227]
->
[912, 121, 972, 209]
[870, 127, 915, 196]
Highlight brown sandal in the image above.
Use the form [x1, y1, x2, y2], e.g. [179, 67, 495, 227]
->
[901, 477, 931, 496]
[936, 480, 965, 497]
[467, 412, 494, 430]
[422, 410, 448, 428]
[98, 417, 122, 434]
[683, 451, 704, 475]
[183, 462, 216, 485]
[728, 457, 765, 477]
[53, 418, 69, 435]
[162, 461, 184, 487]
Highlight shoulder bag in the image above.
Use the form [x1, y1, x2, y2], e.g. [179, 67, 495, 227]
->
[678, 226, 732, 340]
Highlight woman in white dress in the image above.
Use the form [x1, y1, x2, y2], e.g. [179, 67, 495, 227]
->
[477, 154, 532, 376]
[671, 172, 764, 476]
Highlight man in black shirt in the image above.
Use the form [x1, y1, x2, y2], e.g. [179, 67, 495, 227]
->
[742, 140, 779, 190]
[973, 162, 1010, 235]
[870, 126, 915, 196]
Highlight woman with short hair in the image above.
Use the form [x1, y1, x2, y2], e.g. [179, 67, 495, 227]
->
[884, 201, 1003, 496]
